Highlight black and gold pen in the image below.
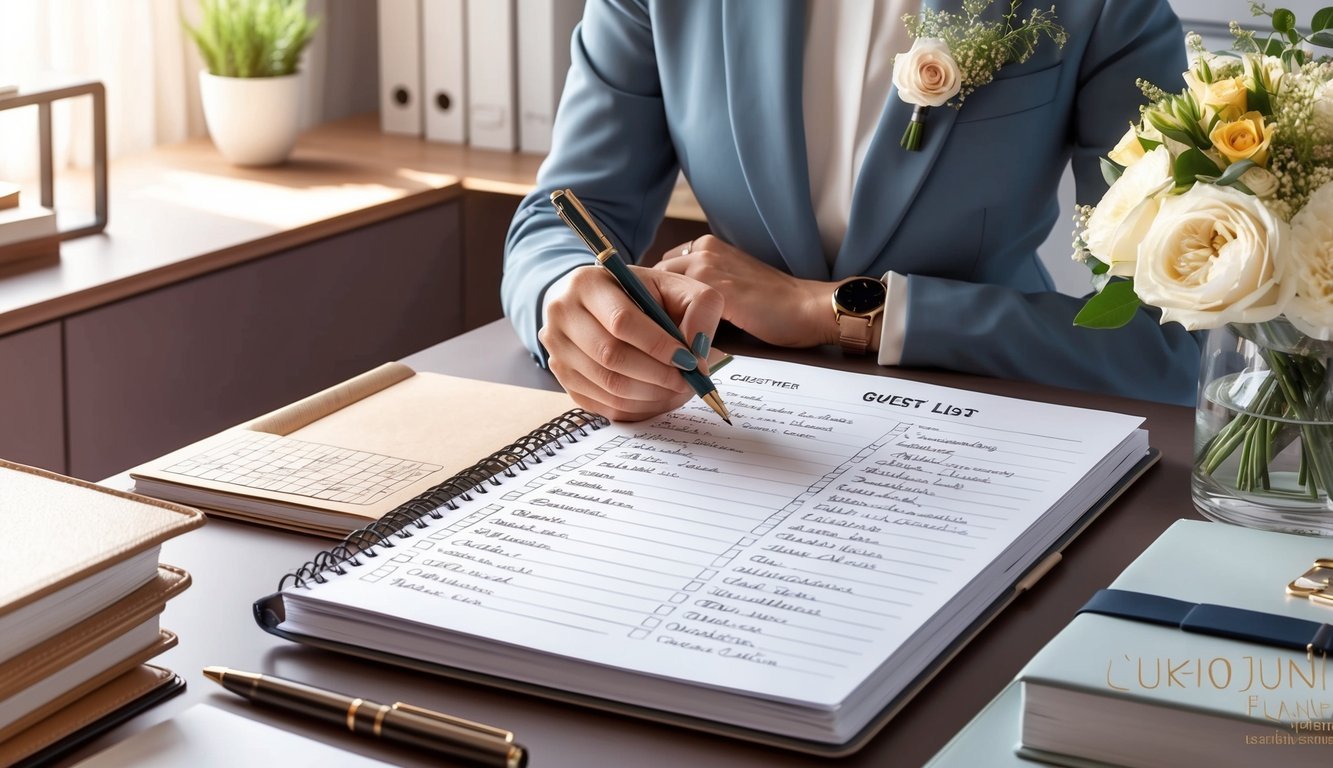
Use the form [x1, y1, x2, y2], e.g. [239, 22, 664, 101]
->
[549, 188, 731, 424]
[204, 667, 526, 768]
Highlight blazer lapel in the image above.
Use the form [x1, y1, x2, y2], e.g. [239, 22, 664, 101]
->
[721, 0, 826, 280]
[832, 0, 998, 278]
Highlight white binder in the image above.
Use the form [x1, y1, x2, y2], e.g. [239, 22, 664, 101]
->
[465, 0, 517, 151]
[422, 0, 467, 143]
[516, 0, 584, 154]
[377, 0, 423, 136]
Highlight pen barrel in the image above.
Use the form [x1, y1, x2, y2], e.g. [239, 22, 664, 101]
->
[240, 678, 353, 730]
[381, 709, 524, 768]
[600, 253, 687, 346]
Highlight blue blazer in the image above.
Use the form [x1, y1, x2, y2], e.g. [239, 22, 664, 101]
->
[502, 0, 1200, 406]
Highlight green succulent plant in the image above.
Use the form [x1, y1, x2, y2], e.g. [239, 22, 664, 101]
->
[186, 0, 319, 78]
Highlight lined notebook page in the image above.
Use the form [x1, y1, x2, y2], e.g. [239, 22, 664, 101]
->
[282, 357, 1143, 708]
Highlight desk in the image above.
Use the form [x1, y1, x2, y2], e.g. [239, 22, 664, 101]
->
[84, 320, 1198, 768]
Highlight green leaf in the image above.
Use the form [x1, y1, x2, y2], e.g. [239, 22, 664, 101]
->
[1247, 85, 1273, 116]
[1137, 137, 1162, 152]
[1174, 148, 1221, 189]
[1287, 28, 1302, 44]
[1100, 157, 1124, 187]
[1311, 30, 1333, 47]
[1264, 38, 1287, 57]
[1074, 281, 1142, 329]
[1314, 7, 1333, 32]
[1273, 8, 1297, 33]
[1281, 47, 1306, 70]
[1215, 159, 1257, 187]
[1091, 260, 1109, 276]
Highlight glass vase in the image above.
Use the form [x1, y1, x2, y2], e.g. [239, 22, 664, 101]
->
[1192, 318, 1333, 535]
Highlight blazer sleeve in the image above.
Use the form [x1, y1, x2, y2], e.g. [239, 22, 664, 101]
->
[897, 0, 1202, 406]
[501, 0, 679, 364]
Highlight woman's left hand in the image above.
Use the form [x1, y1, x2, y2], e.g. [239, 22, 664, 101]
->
[656, 235, 838, 348]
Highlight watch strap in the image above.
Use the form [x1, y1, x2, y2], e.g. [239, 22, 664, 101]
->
[837, 314, 875, 355]
[1079, 588, 1333, 657]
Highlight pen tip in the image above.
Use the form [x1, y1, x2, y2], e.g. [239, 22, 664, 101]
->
[202, 666, 226, 683]
[722, 416, 733, 426]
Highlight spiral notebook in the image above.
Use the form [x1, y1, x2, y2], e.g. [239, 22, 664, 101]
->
[253, 355, 1156, 754]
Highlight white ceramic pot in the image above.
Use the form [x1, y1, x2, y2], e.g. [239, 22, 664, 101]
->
[199, 71, 302, 166]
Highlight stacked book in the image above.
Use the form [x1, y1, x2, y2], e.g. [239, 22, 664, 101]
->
[0, 459, 203, 766]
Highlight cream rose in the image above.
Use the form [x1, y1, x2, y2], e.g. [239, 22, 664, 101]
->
[892, 38, 962, 108]
[1133, 184, 1295, 330]
[1083, 146, 1171, 274]
[1108, 125, 1147, 167]
[1183, 72, 1248, 121]
[1287, 181, 1333, 341]
[1210, 111, 1276, 166]
[1315, 82, 1333, 137]
[1240, 166, 1279, 198]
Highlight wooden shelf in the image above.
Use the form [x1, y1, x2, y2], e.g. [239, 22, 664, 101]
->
[0, 113, 705, 338]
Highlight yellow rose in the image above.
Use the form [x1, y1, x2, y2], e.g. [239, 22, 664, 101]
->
[1210, 111, 1276, 166]
[1183, 72, 1247, 121]
[1108, 126, 1147, 167]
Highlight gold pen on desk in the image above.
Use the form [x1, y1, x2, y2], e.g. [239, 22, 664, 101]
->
[549, 188, 731, 424]
[203, 667, 526, 768]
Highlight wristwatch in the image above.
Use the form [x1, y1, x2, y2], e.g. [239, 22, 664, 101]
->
[832, 276, 887, 355]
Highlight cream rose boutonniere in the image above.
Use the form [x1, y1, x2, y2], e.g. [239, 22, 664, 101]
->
[893, 38, 962, 107]
[894, 0, 1067, 151]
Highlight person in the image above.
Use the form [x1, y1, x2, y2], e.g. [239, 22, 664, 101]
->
[502, 0, 1199, 421]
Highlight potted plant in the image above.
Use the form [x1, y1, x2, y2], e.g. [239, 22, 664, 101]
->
[186, 0, 319, 166]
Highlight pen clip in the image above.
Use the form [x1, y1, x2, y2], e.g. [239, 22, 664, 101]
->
[550, 189, 616, 262]
[391, 702, 514, 743]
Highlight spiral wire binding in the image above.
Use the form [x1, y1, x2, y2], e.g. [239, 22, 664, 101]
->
[278, 409, 609, 590]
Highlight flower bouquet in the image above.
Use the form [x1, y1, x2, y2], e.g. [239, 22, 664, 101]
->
[1072, 4, 1333, 532]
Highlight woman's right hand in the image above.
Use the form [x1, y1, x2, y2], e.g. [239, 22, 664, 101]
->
[539, 265, 723, 421]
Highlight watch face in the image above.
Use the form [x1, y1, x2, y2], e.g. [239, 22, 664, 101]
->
[835, 278, 887, 314]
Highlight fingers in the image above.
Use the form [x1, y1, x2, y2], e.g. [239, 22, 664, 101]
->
[540, 266, 717, 421]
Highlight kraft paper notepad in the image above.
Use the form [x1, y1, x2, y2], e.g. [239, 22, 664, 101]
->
[131, 363, 576, 537]
[251, 355, 1157, 754]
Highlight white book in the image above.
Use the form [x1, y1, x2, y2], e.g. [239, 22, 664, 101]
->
[254, 356, 1154, 752]
[465, 0, 517, 151]
[377, 0, 424, 136]
[0, 205, 56, 248]
[516, 0, 583, 154]
[422, 0, 468, 143]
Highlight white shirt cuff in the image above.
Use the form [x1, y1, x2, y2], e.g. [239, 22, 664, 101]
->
[877, 271, 908, 366]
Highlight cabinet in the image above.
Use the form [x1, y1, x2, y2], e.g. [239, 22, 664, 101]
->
[63, 203, 462, 480]
[0, 322, 64, 473]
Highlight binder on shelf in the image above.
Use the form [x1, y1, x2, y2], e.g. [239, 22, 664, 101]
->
[516, 0, 583, 154]
[465, 0, 517, 151]
[377, 0, 424, 136]
[422, 0, 468, 143]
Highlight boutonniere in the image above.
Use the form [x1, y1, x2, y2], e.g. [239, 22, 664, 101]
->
[893, 0, 1067, 150]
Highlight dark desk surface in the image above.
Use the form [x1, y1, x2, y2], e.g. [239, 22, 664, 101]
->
[81, 320, 1198, 768]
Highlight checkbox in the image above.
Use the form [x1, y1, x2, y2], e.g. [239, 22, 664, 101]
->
[391, 553, 416, 562]
[669, 593, 688, 603]
[683, 581, 703, 592]
[641, 617, 661, 628]
[655, 605, 675, 615]
[629, 628, 650, 639]
[697, 569, 717, 580]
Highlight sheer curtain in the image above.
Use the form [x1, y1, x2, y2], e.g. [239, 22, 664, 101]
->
[0, 0, 376, 182]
